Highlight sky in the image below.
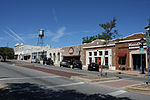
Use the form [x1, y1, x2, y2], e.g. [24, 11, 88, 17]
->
[0, 0, 150, 48]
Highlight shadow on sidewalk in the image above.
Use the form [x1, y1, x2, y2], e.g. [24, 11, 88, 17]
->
[0, 83, 132, 100]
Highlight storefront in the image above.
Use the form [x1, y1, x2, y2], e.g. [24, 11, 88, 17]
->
[83, 45, 115, 70]
[61, 45, 83, 64]
[115, 33, 147, 71]
[47, 48, 62, 65]
[83, 33, 147, 71]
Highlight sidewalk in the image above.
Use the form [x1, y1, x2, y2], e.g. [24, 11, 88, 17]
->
[103, 69, 148, 78]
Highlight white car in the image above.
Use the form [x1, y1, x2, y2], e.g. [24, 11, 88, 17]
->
[31, 58, 40, 63]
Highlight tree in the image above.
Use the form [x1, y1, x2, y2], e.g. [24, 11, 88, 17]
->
[99, 17, 120, 75]
[0, 47, 14, 61]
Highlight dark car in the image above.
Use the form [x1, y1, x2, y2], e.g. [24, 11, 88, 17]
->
[88, 63, 99, 72]
[47, 58, 54, 65]
[60, 60, 70, 68]
[43, 57, 48, 65]
[72, 60, 82, 69]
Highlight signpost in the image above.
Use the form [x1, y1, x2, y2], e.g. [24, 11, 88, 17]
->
[145, 25, 150, 84]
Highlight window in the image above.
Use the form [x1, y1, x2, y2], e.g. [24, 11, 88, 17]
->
[89, 52, 92, 56]
[89, 57, 92, 63]
[105, 57, 108, 65]
[57, 53, 60, 62]
[105, 51, 108, 55]
[99, 51, 102, 55]
[119, 57, 126, 65]
[94, 52, 97, 56]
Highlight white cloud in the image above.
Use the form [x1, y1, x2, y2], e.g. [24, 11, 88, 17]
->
[7, 27, 25, 43]
[51, 26, 66, 42]
[3, 30, 22, 42]
[52, 8, 58, 26]
[45, 30, 55, 37]
[0, 37, 4, 40]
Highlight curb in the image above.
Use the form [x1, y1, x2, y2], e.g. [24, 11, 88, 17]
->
[105, 70, 147, 78]
[124, 83, 150, 95]
[71, 75, 119, 83]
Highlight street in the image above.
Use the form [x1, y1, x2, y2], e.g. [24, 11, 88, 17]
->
[0, 61, 150, 100]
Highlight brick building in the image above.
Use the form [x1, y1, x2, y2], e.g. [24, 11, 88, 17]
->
[83, 33, 147, 71]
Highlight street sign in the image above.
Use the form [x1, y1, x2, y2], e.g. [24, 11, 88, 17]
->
[146, 29, 150, 48]
[139, 48, 144, 54]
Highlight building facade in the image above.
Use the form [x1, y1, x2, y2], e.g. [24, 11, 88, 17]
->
[14, 33, 149, 71]
[15, 43, 51, 62]
[83, 33, 148, 71]
[47, 48, 62, 66]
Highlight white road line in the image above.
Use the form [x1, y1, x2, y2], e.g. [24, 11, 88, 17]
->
[107, 90, 127, 96]
[46, 82, 85, 89]
[0, 76, 60, 81]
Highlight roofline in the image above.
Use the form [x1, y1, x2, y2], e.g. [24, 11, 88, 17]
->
[83, 44, 115, 49]
[83, 38, 146, 49]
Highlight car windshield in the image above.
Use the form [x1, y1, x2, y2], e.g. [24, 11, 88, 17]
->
[62, 60, 68, 62]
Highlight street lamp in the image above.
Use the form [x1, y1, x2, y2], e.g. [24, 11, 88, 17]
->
[144, 25, 150, 84]
[140, 38, 145, 74]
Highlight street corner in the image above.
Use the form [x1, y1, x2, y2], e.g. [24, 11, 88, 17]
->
[124, 83, 150, 95]
[99, 79, 142, 89]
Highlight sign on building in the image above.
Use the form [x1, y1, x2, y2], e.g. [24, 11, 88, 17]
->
[146, 27, 150, 55]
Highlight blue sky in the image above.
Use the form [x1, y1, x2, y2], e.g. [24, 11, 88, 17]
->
[0, 0, 150, 48]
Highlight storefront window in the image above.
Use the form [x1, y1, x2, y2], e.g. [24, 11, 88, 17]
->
[89, 57, 92, 63]
[99, 51, 102, 55]
[105, 51, 108, 55]
[94, 52, 97, 56]
[119, 57, 126, 65]
[57, 53, 60, 62]
[105, 57, 108, 65]
[89, 52, 92, 56]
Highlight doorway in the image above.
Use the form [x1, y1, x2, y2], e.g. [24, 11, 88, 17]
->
[95, 57, 101, 68]
[132, 54, 146, 70]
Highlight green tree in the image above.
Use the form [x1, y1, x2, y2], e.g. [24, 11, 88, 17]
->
[0, 47, 14, 61]
[99, 17, 120, 75]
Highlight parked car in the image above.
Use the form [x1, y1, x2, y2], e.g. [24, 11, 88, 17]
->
[88, 62, 99, 72]
[72, 60, 82, 69]
[60, 60, 70, 67]
[43, 57, 48, 65]
[31, 58, 40, 63]
[47, 58, 54, 65]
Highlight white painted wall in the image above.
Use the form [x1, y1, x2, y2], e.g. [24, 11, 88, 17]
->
[86, 49, 112, 69]
[47, 48, 62, 65]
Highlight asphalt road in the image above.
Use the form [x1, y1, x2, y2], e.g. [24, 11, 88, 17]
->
[0, 61, 150, 100]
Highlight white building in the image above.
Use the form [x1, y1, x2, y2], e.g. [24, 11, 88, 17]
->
[14, 43, 51, 62]
[47, 48, 62, 66]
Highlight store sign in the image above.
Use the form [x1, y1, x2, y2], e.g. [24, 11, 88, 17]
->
[129, 42, 146, 49]
[128, 42, 140, 49]
[69, 47, 74, 54]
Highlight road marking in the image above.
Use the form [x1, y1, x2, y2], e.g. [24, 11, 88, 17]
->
[107, 90, 127, 96]
[46, 82, 85, 89]
[0, 76, 60, 81]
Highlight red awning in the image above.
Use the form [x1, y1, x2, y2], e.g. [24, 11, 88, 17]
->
[118, 53, 127, 57]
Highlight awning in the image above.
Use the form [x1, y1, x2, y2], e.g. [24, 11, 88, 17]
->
[118, 53, 127, 57]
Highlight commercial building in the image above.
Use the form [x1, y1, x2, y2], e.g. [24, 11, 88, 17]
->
[83, 33, 147, 71]
[47, 48, 62, 66]
[14, 32, 149, 71]
[14, 43, 51, 62]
